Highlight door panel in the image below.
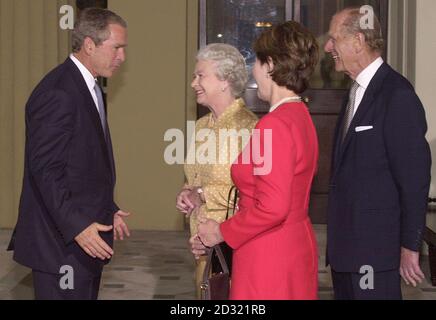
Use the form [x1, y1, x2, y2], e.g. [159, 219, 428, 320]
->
[310, 114, 340, 223]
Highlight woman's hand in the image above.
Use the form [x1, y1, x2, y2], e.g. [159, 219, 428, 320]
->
[176, 187, 205, 218]
[189, 234, 207, 259]
[188, 187, 204, 208]
[198, 218, 224, 247]
[176, 189, 195, 217]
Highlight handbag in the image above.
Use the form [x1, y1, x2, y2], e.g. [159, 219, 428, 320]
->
[211, 186, 238, 276]
[200, 244, 230, 300]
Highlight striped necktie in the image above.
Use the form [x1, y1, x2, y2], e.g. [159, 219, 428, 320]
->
[94, 81, 107, 137]
[341, 81, 359, 143]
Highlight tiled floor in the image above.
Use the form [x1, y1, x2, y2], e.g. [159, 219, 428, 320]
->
[1, 226, 435, 300]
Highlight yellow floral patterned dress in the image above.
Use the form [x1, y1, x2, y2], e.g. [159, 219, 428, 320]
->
[184, 98, 258, 236]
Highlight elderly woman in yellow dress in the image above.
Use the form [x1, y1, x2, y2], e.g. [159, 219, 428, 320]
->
[176, 43, 258, 297]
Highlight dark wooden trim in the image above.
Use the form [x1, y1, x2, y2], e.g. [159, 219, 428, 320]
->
[197, 0, 206, 119]
[424, 226, 436, 286]
[303, 89, 346, 114]
[425, 227, 436, 247]
[286, 0, 294, 21]
[292, 0, 301, 22]
[244, 89, 269, 113]
[380, 0, 389, 60]
[76, 0, 107, 10]
[199, 0, 207, 49]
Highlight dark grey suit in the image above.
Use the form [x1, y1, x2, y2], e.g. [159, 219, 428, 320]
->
[9, 58, 118, 299]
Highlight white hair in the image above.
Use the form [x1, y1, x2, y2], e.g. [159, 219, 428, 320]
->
[197, 43, 248, 98]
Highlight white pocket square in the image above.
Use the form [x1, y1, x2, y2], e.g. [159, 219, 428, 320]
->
[355, 126, 374, 132]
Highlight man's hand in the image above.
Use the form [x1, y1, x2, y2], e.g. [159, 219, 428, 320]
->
[114, 210, 131, 240]
[197, 218, 223, 247]
[400, 247, 425, 287]
[75, 223, 114, 260]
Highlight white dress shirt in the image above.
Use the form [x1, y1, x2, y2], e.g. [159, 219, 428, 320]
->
[69, 54, 99, 112]
[353, 57, 384, 116]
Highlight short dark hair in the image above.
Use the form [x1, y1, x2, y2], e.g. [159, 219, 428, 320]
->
[72, 8, 127, 53]
[253, 21, 319, 94]
[339, 7, 384, 53]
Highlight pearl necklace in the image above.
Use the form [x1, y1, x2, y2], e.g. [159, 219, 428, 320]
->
[269, 96, 302, 113]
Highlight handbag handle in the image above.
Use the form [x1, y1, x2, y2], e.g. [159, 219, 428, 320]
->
[225, 186, 239, 220]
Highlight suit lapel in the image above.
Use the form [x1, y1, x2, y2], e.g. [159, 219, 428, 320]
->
[332, 99, 347, 169]
[332, 63, 391, 178]
[65, 58, 113, 176]
[105, 126, 117, 183]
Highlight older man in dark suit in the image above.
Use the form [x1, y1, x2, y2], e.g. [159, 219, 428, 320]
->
[325, 7, 431, 299]
[8, 8, 130, 300]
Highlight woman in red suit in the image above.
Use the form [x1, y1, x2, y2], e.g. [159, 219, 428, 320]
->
[193, 21, 320, 300]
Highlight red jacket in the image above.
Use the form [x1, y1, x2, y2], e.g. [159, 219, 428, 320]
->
[221, 101, 319, 300]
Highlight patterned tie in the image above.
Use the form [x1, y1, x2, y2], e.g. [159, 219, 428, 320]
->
[341, 81, 359, 143]
[94, 81, 107, 137]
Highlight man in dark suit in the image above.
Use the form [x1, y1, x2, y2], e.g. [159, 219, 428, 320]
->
[8, 8, 130, 300]
[325, 7, 431, 299]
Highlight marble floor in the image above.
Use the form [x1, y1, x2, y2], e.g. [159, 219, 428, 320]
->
[1, 226, 435, 300]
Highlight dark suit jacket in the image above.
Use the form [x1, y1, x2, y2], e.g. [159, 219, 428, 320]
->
[327, 63, 432, 273]
[9, 58, 119, 276]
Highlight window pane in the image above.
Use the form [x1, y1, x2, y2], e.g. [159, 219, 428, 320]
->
[206, 0, 286, 88]
[300, 0, 382, 89]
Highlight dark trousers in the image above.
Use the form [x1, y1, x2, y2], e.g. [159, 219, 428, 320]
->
[32, 270, 101, 300]
[331, 268, 402, 300]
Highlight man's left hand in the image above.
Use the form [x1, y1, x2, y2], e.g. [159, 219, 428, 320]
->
[400, 247, 425, 287]
[114, 210, 131, 240]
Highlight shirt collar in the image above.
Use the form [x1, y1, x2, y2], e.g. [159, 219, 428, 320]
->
[208, 98, 245, 127]
[69, 54, 97, 91]
[355, 57, 384, 89]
